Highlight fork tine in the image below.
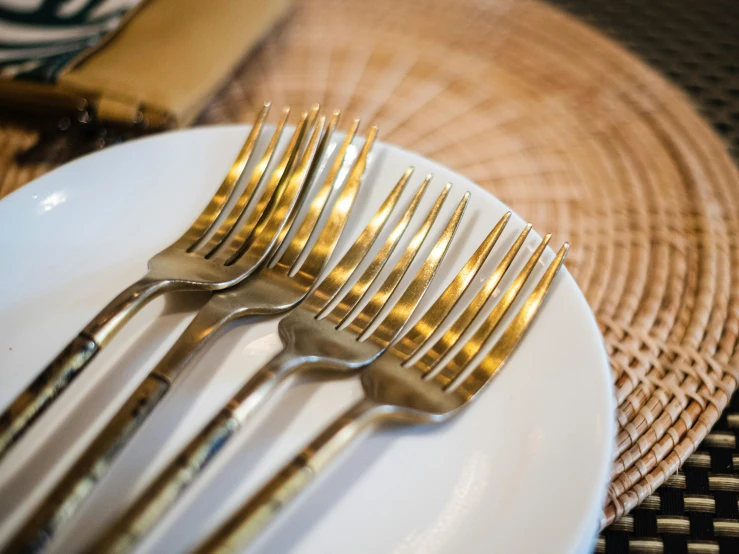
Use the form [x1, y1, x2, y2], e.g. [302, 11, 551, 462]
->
[244, 108, 322, 252]
[339, 181, 451, 334]
[226, 108, 330, 267]
[293, 124, 378, 280]
[220, 107, 320, 265]
[276, 115, 359, 271]
[390, 212, 512, 361]
[262, 113, 327, 254]
[455, 243, 568, 399]
[182, 102, 270, 249]
[305, 168, 412, 314]
[358, 188, 469, 345]
[325, 175, 431, 324]
[429, 233, 552, 388]
[269, 111, 343, 264]
[202, 107, 290, 256]
[412, 223, 532, 375]
[214, 107, 316, 263]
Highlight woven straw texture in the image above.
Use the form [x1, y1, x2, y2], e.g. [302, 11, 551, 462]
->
[597, 390, 739, 552]
[554, 1, 739, 549]
[1, 0, 739, 532]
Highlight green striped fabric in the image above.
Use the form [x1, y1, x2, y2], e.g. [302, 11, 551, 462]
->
[0, 0, 141, 83]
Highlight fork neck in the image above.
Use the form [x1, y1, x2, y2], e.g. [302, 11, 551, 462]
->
[227, 348, 308, 423]
[81, 276, 178, 346]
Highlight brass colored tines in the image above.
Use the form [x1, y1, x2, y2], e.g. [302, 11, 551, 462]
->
[193, 230, 568, 553]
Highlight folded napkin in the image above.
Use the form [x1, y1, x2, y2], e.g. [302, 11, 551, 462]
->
[0, 0, 292, 128]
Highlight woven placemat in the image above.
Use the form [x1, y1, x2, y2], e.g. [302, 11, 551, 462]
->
[596, 389, 739, 552]
[550, 1, 739, 550]
[1, 0, 738, 536]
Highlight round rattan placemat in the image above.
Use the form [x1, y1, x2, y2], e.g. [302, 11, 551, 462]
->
[2, 0, 738, 531]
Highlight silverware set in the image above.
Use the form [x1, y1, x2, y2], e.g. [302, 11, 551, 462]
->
[0, 103, 568, 554]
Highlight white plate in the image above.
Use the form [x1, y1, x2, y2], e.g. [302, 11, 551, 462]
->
[0, 125, 614, 554]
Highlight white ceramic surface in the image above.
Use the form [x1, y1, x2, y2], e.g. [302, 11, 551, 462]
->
[0, 125, 614, 554]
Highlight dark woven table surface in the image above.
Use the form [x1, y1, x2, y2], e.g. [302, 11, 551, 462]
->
[548, 1, 739, 552]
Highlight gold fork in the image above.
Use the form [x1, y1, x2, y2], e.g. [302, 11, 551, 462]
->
[4, 111, 371, 554]
[89, 189, 515, 554]
[194, 235, 569, 554]
[0, 103, 317, 461]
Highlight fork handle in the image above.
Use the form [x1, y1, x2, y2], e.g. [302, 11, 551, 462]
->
[89, 409, 241, 554]
[0, 336, 98, 461]
[4, 375, 170, 554]
[193, 398, 384, 554]
[5, 294, 234, 554]
[0, 277, 170, 462]
[87, 350, 303, 554]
